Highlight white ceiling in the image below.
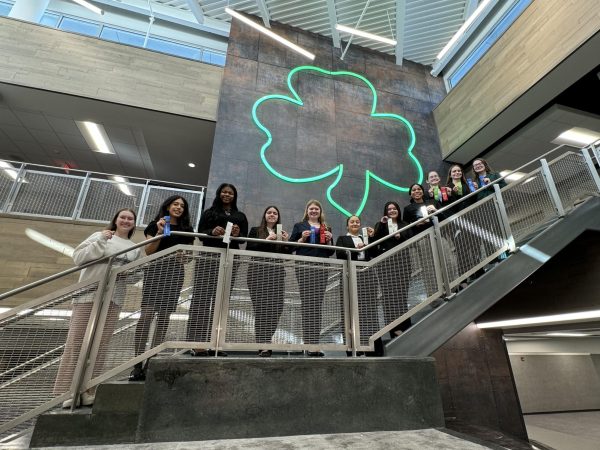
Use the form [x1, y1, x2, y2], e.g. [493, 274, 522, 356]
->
[0, 83, 215, 186]
[150, 0, 478, 65]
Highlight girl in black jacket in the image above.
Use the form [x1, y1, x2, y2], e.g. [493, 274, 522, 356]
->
[246, 205, 291, 357]
[403, 183, 442, 232]
[188, 183, 248, 356]
[372, 202, 413, 343]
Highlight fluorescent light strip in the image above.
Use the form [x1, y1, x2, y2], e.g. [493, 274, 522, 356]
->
[436, 0, 492, 60]
[71, 0, 103, 15]
[225, 8, 315, 60]
[76, 121, 115, 154]
[552, 128, 600, 147]
[546, 332, 590, 337]
[335, 24, 397, 46]
[25, 228, 75, 257]
[477, 309, 600, 329]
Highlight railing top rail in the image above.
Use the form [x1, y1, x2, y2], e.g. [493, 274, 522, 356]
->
[0, 235, 163, 302]
[0, 157, 206, 191]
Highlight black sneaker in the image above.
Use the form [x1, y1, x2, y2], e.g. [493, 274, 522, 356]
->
[129, 366, 146, 382]
[307, 351, 324, 357]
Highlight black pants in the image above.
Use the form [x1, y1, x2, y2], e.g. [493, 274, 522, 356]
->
[187, 255, 220, 343]
[247, 261, 286, 345]
[294, 264, 328, 345]
[133, 260, 184, 358]
[376, 253, 412, 337]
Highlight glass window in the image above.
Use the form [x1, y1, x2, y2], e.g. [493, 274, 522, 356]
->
[146, 37, 202, 60]
[448, 0, 533, 89]
[101, 26, 145, 47]
[39, 12, 60, 28]
[0, 2, 12, 16]
[210, 52, 226, 66]
[58, 16, 101, 37]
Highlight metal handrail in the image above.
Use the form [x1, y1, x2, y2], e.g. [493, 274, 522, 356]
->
[0, 157, 206, 191]
[0, 235, 163, 302]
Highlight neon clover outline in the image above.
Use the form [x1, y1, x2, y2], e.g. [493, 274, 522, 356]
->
[251, 65, 424, 217]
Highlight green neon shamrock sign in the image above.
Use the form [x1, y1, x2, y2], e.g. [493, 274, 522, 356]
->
[251, 65, 424, 217]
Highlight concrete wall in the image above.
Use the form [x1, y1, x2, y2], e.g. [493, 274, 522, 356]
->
[208, 17, 447, 236]
[0, 215, 145, 307]
[0, 16, 222, 121]
[509, 353, 600, 413]
[432, 323, 528, 440]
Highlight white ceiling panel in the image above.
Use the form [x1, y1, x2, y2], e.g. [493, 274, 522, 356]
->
[149, 0, 482, 66]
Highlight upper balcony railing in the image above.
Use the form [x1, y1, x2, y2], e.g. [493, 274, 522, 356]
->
[0, 159, 205, 228]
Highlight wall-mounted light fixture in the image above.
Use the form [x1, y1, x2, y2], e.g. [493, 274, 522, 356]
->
[225, 8, 315, 60]
[76, 121, 115, 154]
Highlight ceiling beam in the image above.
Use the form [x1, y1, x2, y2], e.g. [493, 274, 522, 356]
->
[326, 0, 341, 48]
[185, 0, 204, 25]
[395, 0, 405, 65]
[255, 0, 271, 28]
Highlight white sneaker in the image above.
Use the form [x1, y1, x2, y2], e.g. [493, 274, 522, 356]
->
[62, 398, 73, 409]
[81, 391, 95, 406]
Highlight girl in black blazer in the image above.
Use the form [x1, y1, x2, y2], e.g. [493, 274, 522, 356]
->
[403, 183, 442, 232]
[372, 202, 413, 342]
[335, 215, 383, 356]
[246, 205, 291, 357]
[289, 200, 334, 357]
[188, 183, 248, 356]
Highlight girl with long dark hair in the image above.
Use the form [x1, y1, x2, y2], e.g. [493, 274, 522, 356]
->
[130, 196, 194, 381]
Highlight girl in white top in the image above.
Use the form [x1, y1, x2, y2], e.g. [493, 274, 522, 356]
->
[54, 208, 144, 408]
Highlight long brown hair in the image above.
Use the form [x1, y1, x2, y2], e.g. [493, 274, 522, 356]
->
[301, 199, 328, 227]
[107, 208, 137, 238]
[256, 205, 281, 239]
[446, 164, 467, 187]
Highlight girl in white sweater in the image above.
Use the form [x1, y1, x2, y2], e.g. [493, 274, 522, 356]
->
[54, 208, 143, 408]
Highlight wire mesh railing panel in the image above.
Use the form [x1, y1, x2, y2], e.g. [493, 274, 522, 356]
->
[0, 166, 19, 212]
[439, 197, 507, 287]
[356, 232, 440, 348]
[89, 248, 221, 381]
[78, 179, 145, 222]
[9, 171, 84, 218]
[0, 281, 100, 436]
[141, 186, 203, 227]
[502, 171, 558, 242]
[223, 253, 346, 350]
[548, 153, 599, 211]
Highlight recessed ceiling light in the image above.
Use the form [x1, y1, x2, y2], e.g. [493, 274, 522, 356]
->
[188, 163, 196, 168]
[551, 127, 600, 147]
[111, 176, 133, 196]
[76, 121, 115, 154]
[500, 170, 526, 182]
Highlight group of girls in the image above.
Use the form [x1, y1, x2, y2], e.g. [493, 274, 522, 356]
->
[57, 158, 504, 406]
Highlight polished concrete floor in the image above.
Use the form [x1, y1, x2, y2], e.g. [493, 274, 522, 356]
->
[2, 429, 496, 449]
[524, 411, 600, 450]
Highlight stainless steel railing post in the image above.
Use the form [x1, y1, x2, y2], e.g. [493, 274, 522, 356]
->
[431, 216, 452, 296]
[540, 158, 565, 218]
[581, 147, 600, 193]
[493, 184, 516, 253]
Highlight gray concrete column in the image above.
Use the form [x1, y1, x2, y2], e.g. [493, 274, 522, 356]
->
[9, 0, 50, 23]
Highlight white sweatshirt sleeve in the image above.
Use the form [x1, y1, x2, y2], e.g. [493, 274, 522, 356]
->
[73, 232, 109, 266]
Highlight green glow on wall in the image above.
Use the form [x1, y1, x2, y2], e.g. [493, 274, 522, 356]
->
[251, 65, 423, 217]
